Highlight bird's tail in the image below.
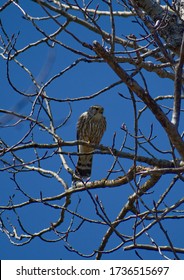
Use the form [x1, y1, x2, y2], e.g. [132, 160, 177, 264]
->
[75, 154, 93, 178]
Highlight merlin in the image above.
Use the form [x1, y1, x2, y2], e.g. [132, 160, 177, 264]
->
[75, 105, 106, 179]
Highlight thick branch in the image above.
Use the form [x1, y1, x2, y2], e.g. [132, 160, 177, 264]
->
[0, 139, 181, 168]
[96, 172, 161, 259]
[132, 0, 184, 54]
[171, 33, 184, 127]
[93, 41, 184, 159]
[0, 166, 160, 210]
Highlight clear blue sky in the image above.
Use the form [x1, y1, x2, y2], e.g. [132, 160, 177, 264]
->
[1, 0, 182, 260]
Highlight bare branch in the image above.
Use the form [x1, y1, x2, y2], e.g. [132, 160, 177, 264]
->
[93, 41, 184, 159]
[171, 33, 184, 127]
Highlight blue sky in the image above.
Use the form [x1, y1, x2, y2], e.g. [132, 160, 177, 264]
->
[1, 0, 183, 260]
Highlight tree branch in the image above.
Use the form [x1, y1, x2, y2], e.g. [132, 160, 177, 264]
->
[96, 172, 161, 259]
[93, 41, 184, 159]
[171, 33, 184, 127]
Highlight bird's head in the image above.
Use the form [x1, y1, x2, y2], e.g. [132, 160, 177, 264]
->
[88, 105, 104, 117]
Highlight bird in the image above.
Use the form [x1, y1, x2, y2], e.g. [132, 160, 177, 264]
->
[75, 105, 106, 179]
